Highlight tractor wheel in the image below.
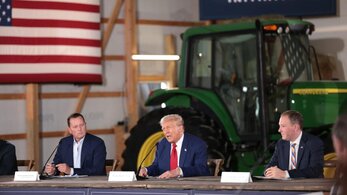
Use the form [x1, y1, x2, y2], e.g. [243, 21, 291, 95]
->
[121, 107, 233, 173]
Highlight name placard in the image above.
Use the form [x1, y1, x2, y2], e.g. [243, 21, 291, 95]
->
[14, 171, 39, 181]
[220, 172, 253, 183]
[108, 171, 137, 182]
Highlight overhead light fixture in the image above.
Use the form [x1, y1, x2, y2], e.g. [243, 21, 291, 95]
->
[131, 54, 180, 61]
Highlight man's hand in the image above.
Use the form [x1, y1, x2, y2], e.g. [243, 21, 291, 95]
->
[158, 167, 180, 179]
[138, 167, 148, 177]
[55, 163, 71, 175]
[264, 166, 286, 179]
[45, 163, 56, 175]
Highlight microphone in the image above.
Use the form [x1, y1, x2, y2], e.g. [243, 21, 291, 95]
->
[136, 140, 160, 180]
[39, 143, 59, 180]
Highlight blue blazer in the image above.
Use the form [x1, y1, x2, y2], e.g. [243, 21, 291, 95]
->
[53, 133, 106, 176]
[0, 140, 17, 175]
[265, 132, 324, 178]
[146, 133, 211, 177]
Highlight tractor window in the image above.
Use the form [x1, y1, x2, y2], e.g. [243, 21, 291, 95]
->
[263, 33, 313, 133]
[188, 33, 261, 138]
[190, 38, 212, 88]
[264, 34, 312, 85]
[214, 34, 260, 137]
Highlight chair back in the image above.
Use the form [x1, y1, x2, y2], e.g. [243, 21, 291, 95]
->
[324, 153, 339, 179]
[106, 159, 119, 172]
[17, 160, 35, 171]
[207, 158, 224, 176]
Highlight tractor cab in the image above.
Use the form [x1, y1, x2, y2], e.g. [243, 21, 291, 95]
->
[185, 20, 314, 141]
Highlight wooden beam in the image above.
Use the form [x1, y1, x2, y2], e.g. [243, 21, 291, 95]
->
[102, 0, 124, 52]
[0, 134, 26, 140]
[102, 55, 125, 61]
[139, 19, 204, 27]
[42, 91, 124, 99]
[75, 85, 91, 113]
[101, 18, 204, 27]
[114, 125, 126, 170]
[0, 91, 123, 100]
[0, 126, 124, 140]
[25, 84, 40, 171]
[138, 75, 167, 82]
[164, 35, 177, 88]
[124, 0, 139, 129]
[0, 94, 25, 100]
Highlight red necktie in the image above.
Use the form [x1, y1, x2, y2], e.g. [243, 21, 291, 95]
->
[170, 143, 178, 170]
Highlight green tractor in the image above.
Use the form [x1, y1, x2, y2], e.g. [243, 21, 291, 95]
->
[122, 19, 347, 175]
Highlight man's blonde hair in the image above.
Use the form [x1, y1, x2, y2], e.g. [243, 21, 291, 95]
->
[160, 114, 184, 126]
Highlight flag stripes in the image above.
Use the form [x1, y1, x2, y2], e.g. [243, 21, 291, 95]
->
[0, 0, 102, 84]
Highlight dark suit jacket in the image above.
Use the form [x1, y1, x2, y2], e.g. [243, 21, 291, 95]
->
[265, 132, 324, 178]
[53, 133, 106, 175]
[146, 133, 210, 177]
[0, 140, 18, 175]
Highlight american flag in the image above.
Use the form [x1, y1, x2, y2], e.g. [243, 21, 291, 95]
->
[0, 0, 102, 83]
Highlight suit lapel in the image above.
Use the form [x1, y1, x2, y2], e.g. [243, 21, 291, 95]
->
[66, 136, 74, 166]
[283, 141, 290, 169]
[163, 141, 171, 170]
[297, 132, 307, 167]
[179, 134, 188, 167]
[80, 134, 89, 167]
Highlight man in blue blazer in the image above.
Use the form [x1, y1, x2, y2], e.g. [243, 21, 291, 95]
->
[139, 114, 210, 178]
[265, 110, 324, 179]
[0, 140, 17, 175]
[45, 113, 106, 176]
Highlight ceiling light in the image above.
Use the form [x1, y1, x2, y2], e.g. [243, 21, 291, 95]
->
[131, 55, 180, 61]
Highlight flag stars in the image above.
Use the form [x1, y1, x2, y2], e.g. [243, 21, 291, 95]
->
[0, 0, 11, 26]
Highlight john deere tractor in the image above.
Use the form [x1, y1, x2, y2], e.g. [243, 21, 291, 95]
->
[122, 19, 347, 175]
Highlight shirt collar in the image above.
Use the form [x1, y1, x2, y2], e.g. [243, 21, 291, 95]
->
[175, 134, 184, 147]
[74, 136, 85, 145]
[291, 131, 302, 145]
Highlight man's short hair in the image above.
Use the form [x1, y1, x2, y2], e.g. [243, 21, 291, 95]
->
[281, 110, 303, 129]
[160, 114, 184, 126]
[67, 113, 85, 127]
[332, 114, 347, 148]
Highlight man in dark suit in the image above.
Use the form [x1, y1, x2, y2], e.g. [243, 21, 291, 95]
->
[0, 140, 18, 175]
[139, 114, 210, 178]
[265, 110, 324, 179]
[45, 113, 106, 176]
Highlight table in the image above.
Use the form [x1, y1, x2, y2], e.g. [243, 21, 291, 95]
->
[0, 175, 335, 195]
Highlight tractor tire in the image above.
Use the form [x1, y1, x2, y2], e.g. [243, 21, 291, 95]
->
[121, 107, 233, 172]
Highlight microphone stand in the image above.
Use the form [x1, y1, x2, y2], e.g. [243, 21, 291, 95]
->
[39, 144, 59, 180]
[136, 142, 159, 180]
[234, 141, 276, 195]
[250, 141, 276, 175]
